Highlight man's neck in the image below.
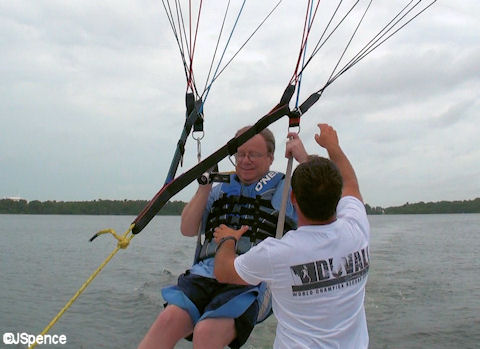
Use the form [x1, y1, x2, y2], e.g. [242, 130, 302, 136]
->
[297, 214, 336, 227]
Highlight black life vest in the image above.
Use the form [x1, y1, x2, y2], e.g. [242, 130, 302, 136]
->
[196, 171, 297, 261]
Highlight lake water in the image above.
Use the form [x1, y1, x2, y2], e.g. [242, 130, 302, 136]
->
[1, 214, 479, 348]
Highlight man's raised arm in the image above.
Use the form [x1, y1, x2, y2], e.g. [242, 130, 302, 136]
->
[315, 123, 362, 202]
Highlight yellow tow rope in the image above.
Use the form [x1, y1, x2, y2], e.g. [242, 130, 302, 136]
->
[28, 224, 136, 349]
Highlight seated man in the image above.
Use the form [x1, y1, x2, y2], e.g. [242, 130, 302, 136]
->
[138, 126, 308, 349]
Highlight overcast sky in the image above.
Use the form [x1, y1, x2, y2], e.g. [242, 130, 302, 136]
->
[1, 0, 478, 208]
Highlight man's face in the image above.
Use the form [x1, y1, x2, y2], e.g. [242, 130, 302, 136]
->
[235, 134, 273, 184]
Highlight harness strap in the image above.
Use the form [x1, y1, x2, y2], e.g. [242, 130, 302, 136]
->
[165, 93, 204, 184]
[276, 156, 294, 239]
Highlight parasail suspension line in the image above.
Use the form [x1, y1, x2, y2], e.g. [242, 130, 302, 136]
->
[277, 0, 316, 239]
[201, 0, 247, 103]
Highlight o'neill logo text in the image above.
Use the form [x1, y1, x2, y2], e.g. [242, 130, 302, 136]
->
[255, 171, 278, 192]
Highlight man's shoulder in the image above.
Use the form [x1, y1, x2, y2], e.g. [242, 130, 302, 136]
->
[338, 196, 366, 212]
[337, 196, 369, 236]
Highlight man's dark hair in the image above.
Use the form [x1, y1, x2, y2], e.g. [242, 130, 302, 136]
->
[291, 155, 343, 221]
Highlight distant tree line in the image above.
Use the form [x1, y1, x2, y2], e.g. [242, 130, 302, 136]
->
[0, 199, 187, 215]
[365, 197, 480, 214]
[1, 197, 479, 215]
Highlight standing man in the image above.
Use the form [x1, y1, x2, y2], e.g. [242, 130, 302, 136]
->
[214, 123, 370, 348]
[139, 126, 308, 349]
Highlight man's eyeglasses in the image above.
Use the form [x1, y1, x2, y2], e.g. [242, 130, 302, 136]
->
[229, 151, 267, 166]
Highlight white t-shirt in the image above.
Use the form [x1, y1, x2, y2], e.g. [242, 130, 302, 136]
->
[234, 196, 370, 349]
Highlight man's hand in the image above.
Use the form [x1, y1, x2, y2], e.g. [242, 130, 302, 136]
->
[314, 123, 362, 202]
[314, 123, 339, 151]
[213, 224, 249, 243]
[285, 132, 309, 163]
[213, 224, 250, 285]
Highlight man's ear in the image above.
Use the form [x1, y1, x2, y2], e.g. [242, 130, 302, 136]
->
[290, 190, 297, 205]
[268, 153, 274, 166]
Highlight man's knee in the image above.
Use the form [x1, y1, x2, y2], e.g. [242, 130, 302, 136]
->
[154, 305, 193, 332]
[138, 306, 193, 349]
[193, 318, 236, 346]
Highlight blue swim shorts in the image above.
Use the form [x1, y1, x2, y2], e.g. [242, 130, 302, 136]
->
[162, 270, 260, 348]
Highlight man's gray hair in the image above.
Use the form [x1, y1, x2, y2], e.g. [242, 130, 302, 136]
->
[235, 126, 275, 154]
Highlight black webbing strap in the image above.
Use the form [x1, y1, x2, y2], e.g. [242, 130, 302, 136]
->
[165, 93, 203, 183]
[131, 84, 295, 235]
[193, 99, 204, 133]
[298, 91, 321, 116]
[186, 92, 195, 116]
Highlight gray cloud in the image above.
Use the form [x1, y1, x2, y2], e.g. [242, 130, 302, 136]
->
[1, 1, 479, 207]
